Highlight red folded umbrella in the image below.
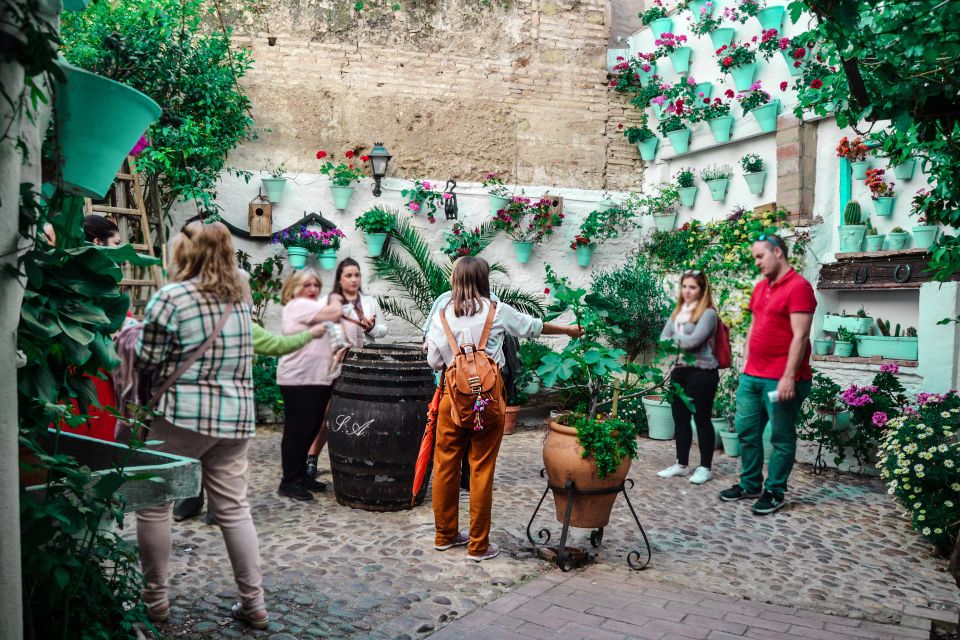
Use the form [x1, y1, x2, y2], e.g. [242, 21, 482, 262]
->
[411, 384, 443, 506]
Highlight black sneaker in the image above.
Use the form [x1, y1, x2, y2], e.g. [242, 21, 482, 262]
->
[173, 493, 205, 521]
[204, 511, 217, 526]
[301, 478, 327, 492]
[305, 456, 319, 480]
[719, 484, 762, 502]
[278, 482, 314, 501]
[752, 491, 785, 514]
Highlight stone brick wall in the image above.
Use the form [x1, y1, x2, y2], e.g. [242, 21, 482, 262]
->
[225, 0, 645, 190]
[776, 115, 818, 227]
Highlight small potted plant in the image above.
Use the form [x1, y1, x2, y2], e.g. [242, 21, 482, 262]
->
[261, 162, 289, 204]
[641, 183, 681, 231]
[740, 153, 766, 194]
[317, 149, 368, 211]
[687, 4, 727, 48]
[886, 226, 910, 250]
[657, 98, 696, 154]
[492, 195, 564, 263]
[736, 81, 778, 132]
[272, 225, 325, 269]
[317, 228, 346, 270]
[865, 168, 896, 216]
[864, 218, 884, 252]
[836, 136, 870, 179]
[700, 165, 733, 202]
[441, 222, 485, 260]
[624, 123, 659, 161]
[640, 0, 673, 37]
[838, 201, 866, 252]
[813, 333, 833, 356]
[655, 32, 693, 75]
[833, 326, 856, 357]
[909, 189, 940, 250]
[714, 370, 740, 456]
[857, 320, 918, 360]
[777, 34, 807, 77]
[675, 168, 698, 207]
[354, 205, 397, 257]
[482, 172, 511, 216]
[715, 40, 759, 91]
[692, 91, 734, 143]
[400, 179, 445, 223]
[822, 305, 873, 334]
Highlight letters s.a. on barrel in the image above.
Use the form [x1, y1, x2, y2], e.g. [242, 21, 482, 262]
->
[326, 344, 436, 511]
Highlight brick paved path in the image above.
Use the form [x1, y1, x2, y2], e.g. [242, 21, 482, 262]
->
[428, 569, 940, 640]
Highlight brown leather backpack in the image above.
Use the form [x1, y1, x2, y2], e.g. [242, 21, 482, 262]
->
[439, 301, 505, 431]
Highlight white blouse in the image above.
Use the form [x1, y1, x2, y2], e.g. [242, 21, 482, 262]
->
[426, 299, 542, 370]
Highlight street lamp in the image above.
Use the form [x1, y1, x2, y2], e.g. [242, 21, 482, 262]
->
[368, 142, 392, 197]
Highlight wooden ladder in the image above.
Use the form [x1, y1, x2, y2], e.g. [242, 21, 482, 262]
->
[84, 156, 165, 317]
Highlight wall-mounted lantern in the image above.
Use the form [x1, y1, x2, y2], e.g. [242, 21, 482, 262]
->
[368, 142, 392, 197]
[444, 180, 458, 220]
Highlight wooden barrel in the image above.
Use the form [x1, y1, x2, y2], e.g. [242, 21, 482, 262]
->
[326, 344, 436, 511]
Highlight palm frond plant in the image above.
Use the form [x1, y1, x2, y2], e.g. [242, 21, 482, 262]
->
[372, 210, 545, 330]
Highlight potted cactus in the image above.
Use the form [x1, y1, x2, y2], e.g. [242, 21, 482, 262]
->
[887, 226, 910, 250]
[856, 321, 918, 360]
[675, 168, 698, 207]
[864, 218, 884, 252]
[838, 201, 866, 252]
[740, 153, 766, 194]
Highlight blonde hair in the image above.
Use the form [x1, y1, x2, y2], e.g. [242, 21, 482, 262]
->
[280, 269, 323, 304]
[450, 256, 491, 317]
[669, 271, 715, 324]
[171, 221, 244, 302]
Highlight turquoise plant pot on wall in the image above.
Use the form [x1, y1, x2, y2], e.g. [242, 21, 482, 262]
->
[751, 100, 780, 132]
[653, 212, 678, 231]
[834, 341, 855, 357]
[688, 0, 713, 16]
[709, 28, 736, 50]
[705, 178, 729, 202]
[287, 247, 309, 269]
[813, 338, 832, 356]
[261, 177, 287, 204]
[730, 63, 759, 92]
[838, 225, 867, 252]
[637, 137, 659, 161]
[649, 17, 674, 37]
[912, 225, 939, 250]
[780, 50, 801, 76]
[707, 115, 734, 143]
[488, 194, 510, 216]
[678, 186, 698, 207]
[873, 196, 895, 216]
[694, 82, 713, 100]
[575, 245, 594, 268]
[851, 161, 871, 180]
[756, 5, 785, 31]
[668, 47, 693, 74]
[665, 127, 692, 154]
[364, 232, 388, 258]
[743, 170, 766, 194]
[639, 63, 658, 86]
[855, 336, 918, 360]
[330, 185, 355, 210]
[318, 248, 338, 270]
[893, 159, 916, 180]
[54, 61, 162, 199]
[514, 241, 535, 264]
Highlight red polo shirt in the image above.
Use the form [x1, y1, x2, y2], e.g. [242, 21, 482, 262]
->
[744, 268, 816, 381]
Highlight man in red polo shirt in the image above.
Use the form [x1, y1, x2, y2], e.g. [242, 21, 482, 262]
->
[719, 234, 815, 514]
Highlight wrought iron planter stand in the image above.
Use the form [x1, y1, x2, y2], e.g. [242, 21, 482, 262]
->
[526, 469, 652, 572]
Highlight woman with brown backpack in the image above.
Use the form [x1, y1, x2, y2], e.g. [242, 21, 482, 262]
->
[424, 256, 581, 561]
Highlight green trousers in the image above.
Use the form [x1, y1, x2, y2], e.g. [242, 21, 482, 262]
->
[734, 374, 811, 495]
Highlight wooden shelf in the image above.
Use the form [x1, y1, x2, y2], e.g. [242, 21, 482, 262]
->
[818, 249, 957, 290]
[812, 354, 917, 368]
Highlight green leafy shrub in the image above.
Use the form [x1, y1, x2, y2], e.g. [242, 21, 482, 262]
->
[253, 355, 284, 421]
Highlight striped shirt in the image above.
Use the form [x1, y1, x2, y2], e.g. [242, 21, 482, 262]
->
[136, 280, 255, 438]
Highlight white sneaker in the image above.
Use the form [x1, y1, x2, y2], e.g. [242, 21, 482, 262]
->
[656, 463, 691, 478]
[689, 467, 712, 485]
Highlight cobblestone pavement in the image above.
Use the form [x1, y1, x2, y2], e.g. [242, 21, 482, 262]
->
[137, 425, 958, 639]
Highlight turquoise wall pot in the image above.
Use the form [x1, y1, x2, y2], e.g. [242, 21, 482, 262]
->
[575, 244, 595, 267]
[637, 136, 659, 161]
[912, 225, 939, 250]
[730, 63, 758, 91]
[873, 196, 895, 216]
[668, 47, 693, 74]
[893, 159, 917, 180]
[709, 28, 736, 50]
[514, 241, 535, 264]
[261, 177, 287, 204]
[364, 232, 388, 258]
[751, 100, 780, 132]
[838, 225, 866, 252]
[318, 248, 338, 270]
[650, 17, 674, 36]
[330, 185, 354, 210]
[780, 49, 801, 77]
[707, 115, 734, 143]
[743, 170, 766, 195]
[694, 82, 713, 99]
[757, 6, 785, 31]
[665, 127, 691, 154]
[864, 235, 885, 252]
[678, 186, 698, 207]
[287, 247, 309, 269]
[886, 232, 910, 250]
[851, 161, 871, 180]
[706, 178, 729, 202]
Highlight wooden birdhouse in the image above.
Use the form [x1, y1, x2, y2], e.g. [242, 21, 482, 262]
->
[543, 193, 564, 218]
[248, 193, 273, 238]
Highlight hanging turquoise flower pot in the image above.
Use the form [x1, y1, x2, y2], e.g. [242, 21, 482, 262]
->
[873, 196, 895, 217]
[751, 100, 780, 132]
[639, 62, 658, 86]
[318, 248, 338, 270]
[756, 5, 785, 31]
[743, 170, 766, 195]
[287, 247, 309, 270]
[709, 27, 736, 51]
[665, 127, 692, 154]
[912, 225, 939, 250]
[705, 178, 729, 202]
[488, 193, 510, 216]
[893, 159, 916, 180]
[575, 244, 595, 268]
[864, 234, 885, 252]
[653, 212, 678, 231]
[364, 232, 388, 258]
[651, 102, 664, 120]
[261, 177, 287, 204]
[707, 115, 734, 143]
[637, 136, 659, 161]
[850, 161, 871, 180]
[694, 82, 713, 100]
[678, 186, 698, 207]
[730, 63, 758, 91]
[780, 50, 801, 77]
[514, 241, 535, 264]
[330, 185, 355, 210]
[668, 47, 693, 74]
[54, 61, 162, 198]
[650, 17, 674, 37]
[688, 0, 713, 17]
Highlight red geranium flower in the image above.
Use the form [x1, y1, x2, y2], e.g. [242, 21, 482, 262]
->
[316, 150, 327, 159]
[722, 56, 734, 67]
[779, 81, 788, 91]
[793, 47, 806, 59]
[724, 89, 735, 98]
[348, 164, 354, 169]
[810, 78, 823, 89]
[618, 123, 624, 129]
[360, 154, 370, 162]
[544, 288, 550, 294]
[345, 150, 355, 159]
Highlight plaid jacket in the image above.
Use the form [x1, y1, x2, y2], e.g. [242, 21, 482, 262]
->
[136, 280, 255, 438]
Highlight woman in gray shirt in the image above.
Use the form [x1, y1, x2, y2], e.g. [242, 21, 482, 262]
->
[657, 270, 720, 485]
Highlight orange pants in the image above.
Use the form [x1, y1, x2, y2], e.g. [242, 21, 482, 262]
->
[432, 392, 504, 555]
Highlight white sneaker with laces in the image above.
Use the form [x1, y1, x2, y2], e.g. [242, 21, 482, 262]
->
[656, 463, 691, 478]
[689, 466, 712, 485]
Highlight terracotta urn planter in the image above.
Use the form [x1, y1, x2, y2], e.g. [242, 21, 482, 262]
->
[504, 405, 520, 435]
[542, 421, 632, 529]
